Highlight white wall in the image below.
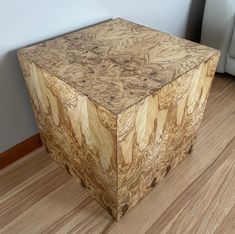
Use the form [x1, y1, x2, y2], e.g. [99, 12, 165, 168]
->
[102, 0, 193, 38]
[0, 0, 205, 152]
[101, 0, 205, 40]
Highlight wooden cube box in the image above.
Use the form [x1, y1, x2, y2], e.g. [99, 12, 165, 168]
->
[18, 19, 220, 220]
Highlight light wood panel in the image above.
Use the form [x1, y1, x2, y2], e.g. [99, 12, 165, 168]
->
[17, 18, 219, 219]
[146, 137, 235, 233]
[0, 74, 235, 233]
[116, 58, 218, 218]
[18, 55, 118, 218]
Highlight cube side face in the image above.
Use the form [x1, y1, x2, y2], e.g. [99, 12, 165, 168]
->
[18, 55, 118, 218]
[117, 55, 219, 219]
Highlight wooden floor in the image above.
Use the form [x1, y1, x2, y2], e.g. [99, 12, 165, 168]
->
[1, 74, 235, 234]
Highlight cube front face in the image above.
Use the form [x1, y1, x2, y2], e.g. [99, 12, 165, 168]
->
[18, 19, 220, 220]
[116, 55, 219, 218]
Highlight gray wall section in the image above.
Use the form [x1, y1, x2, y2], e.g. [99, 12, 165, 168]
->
[101, 0, 206, 41]
[0, 0, 206, 152]
[185, 0, 206, 41]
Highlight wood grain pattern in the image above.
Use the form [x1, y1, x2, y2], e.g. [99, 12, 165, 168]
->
[17, 18, 219, 219]
[146, 137, 235, 234]
[116, 57, 219, 218]
[0, 134, 42, 169]
[18, 55, 118, 218]
[0, 74, 235, 233]
[18, 18, 219, 114]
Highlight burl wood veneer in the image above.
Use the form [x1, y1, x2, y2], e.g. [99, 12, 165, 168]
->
[18, 18, 220, 220]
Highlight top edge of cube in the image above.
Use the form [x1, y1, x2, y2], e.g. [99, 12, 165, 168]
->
[18, 18, 220, 114]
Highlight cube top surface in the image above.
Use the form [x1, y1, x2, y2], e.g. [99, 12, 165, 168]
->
[18, 18, 219, 114]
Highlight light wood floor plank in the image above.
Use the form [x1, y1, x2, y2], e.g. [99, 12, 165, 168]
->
[0, 148, 50, 196]
[0, 165, 70, 229]
[215, 204, 235, 234]
[146, 137, 235, 233]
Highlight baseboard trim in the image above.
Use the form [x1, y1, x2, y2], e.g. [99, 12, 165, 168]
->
[0, 134, 42, 169]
